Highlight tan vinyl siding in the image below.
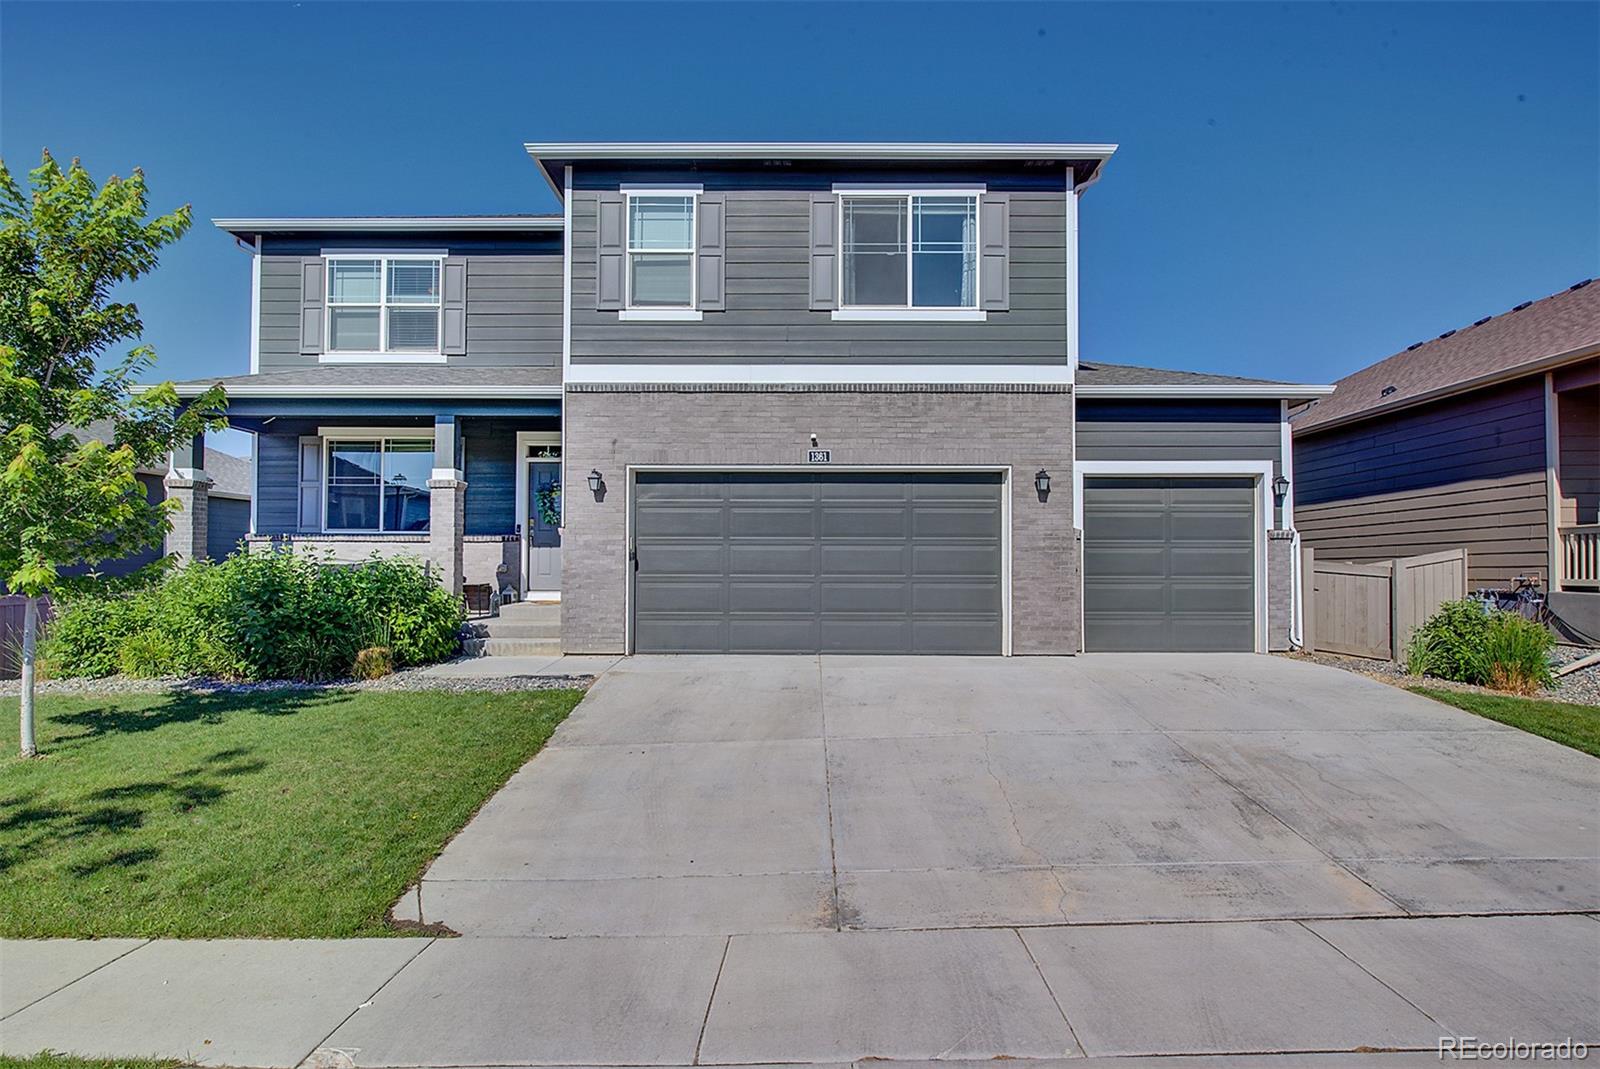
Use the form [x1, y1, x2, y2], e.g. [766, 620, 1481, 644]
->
[1557, 385, 1599, 527]
[1296, 474, 1549, 588]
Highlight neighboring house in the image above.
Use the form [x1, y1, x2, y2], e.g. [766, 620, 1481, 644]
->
[163, 142, 1330, 655]
[1292, 279, 1600, 642]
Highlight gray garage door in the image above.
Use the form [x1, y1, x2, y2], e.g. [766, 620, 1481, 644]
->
[632, 471, 1003, 654]
[1082, 477, 1257, 652]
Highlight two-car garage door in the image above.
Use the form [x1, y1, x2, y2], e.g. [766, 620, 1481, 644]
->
[631, 471, 1003, 654]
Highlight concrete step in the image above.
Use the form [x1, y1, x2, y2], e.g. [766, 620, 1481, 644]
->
[462, 637, 563, 658]
[482, 621, 562, 640]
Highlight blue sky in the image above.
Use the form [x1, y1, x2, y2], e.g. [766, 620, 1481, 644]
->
[3, 1, 1596, 456]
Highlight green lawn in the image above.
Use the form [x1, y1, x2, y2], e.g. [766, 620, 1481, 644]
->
[1410, 686, 1600, 757]
[1, 1057, 182, 1069]
[0, 686, 584, 938]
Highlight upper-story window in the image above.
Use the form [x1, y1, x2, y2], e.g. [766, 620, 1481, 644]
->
[326, 256, 442, 354]
[627, 195, 696, 308]
[840, 193, 978, 309]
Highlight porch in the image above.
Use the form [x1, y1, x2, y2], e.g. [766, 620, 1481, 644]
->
[1554, 373, 1598, 593]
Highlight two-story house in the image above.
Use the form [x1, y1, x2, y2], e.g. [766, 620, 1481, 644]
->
[164, 142, 1331, 655]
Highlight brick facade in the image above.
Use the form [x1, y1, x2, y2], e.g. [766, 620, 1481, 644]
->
[163, 473, 211, 565]
[562, 384, 1078, 655]
[1267, 528, 1297, 652]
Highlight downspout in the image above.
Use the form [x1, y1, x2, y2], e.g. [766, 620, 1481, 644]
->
[1289, 529, 1305, 650]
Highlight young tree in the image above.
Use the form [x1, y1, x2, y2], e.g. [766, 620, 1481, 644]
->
[0, 151, 225, 756]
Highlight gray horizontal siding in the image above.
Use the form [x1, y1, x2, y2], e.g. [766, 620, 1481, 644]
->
[254, 432, 300, 535]
[1296, 474, 1548, 587]
[1076, 399, 1285, 523]
[570, 181, 1068, 366]
[207, 496, 251, 559]
[464, 432, 517, 536]
[1294, 377, 1546, 506]
[257, 234, 561, 374]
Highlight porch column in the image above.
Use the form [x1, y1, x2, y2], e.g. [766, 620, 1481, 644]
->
[164, 430, 211, 565]
[429, 415, 466, 596]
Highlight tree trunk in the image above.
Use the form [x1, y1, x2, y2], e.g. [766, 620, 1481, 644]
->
[19, 597, 38, 757]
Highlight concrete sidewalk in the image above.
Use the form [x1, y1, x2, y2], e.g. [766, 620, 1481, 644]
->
[4, 914, 1597, 1066]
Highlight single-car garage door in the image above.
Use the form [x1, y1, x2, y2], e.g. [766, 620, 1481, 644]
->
[1082, 477, 1257, 652]
[632, 471, 1003, 654]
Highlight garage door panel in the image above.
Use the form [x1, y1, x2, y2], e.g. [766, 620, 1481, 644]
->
[1083, 546, 1167, 579]
[1084, 477, 1256, 653]
[634, 471, 1002, 654]
[821, 506, 910, 539]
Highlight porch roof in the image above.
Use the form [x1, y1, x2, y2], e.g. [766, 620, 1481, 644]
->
[165, 366, 562, 399]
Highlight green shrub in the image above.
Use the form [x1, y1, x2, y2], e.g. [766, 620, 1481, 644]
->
[42, 551, 463, 681]
[1405, 598, 1554, 693]
[352, 646, 395, 680]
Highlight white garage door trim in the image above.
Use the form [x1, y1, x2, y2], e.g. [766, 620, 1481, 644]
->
[624, 464, 1013, 656]
[1073, 460, 1274, 653]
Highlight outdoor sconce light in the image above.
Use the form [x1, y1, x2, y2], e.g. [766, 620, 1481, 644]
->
[586, 469, 604, 497]
[1034, 469, 1051, 500]
[1272, 474, 1291, 503]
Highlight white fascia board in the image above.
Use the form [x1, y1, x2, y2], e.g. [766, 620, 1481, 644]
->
[563, 363, 1075, 385]
[527, 142, 1119, 161]
[165, 382, 564, 399]
[1075, 383, 1336, 399]
[213, 216, 562, 234]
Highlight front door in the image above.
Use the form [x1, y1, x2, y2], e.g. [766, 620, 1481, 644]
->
[527, 459, 562, 595]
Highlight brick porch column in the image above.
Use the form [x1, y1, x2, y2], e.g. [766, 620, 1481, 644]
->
[428, 414, 466, 596]
[164, 431, 210, 565]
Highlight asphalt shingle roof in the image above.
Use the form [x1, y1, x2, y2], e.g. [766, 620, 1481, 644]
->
[1294, 278, 1600, 434]
[1075, 360, 1287, 387]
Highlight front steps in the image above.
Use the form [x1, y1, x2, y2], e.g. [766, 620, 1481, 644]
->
[463, 600, 561, 657]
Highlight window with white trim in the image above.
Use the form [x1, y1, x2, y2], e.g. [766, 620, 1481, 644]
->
[626, 195, 696, 308]
[324, 437, 434, 532]
[326, 256, 442, 354]
[840, 193, 978, 309]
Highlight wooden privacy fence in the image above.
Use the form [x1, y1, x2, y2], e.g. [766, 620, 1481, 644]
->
[1301, 547, 1468, 661]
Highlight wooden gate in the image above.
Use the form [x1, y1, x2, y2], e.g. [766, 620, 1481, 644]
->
[1301, 547, 1468, 661]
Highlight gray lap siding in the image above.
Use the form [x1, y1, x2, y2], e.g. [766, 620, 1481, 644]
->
[568, 168, 1070, 366]
[561, 384, 1078, 655]
[256, 233, 562, 377]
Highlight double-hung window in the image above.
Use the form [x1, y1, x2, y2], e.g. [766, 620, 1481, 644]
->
[325, 437, 435, 532]
[626, 194, 696, 309]
[326, 256, 442, 356]
[839, 192, 979, 311]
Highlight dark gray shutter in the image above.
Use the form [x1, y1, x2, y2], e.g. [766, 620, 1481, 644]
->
[299, 258, 325, 354]
[596, 192, 625, 310]
[696, 193, 726, 311]
[297, 437, 322, 531]
[980, 194, 1010, 311]
[442, 256, 467, 355]
[809, 193, 838, 311]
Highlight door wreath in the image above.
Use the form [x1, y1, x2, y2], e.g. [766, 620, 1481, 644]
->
[535, 482, 562, 527]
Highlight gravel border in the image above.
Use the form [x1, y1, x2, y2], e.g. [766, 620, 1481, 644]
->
[1284, 644, 1600, 708]
[0, 664, 594, 698]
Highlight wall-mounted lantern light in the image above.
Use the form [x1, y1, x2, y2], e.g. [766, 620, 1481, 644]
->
[587, 469, 604, 497]
[1034, 469, 1051, 500]
[1272, 474, 1291, 503]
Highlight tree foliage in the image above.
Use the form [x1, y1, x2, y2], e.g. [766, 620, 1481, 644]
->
[0, 150, 226, 597]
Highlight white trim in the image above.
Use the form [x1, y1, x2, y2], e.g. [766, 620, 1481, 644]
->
[620, 183, 704, 194]
[317, 425, 436, 438]
[248, 235, 262, 375]
[430, 467, 465, 482]
[561, 165, 573, 566]
[317, 353, 448, 364]
[830, 309, 986, 323]
[563, 362, 1075, 385]
[1072, 460, 1275, 654]
[623, 189, 700, 314]
[619, 309, 704, 322]
[1064, 177, 1079, 374]
[529, 142, 1119, 161]
[1545, 372, 1562, 588]
[515, 430, 564, 600]
[319, 247, 448, 257]
[216, 217, 560, 233]
[1077, 383, 1337, 399]
[622, 464, 1014, 656]
[831, 183, 987, 194]
[836, 190, 983, 314]
[168, 383, 565, 399]
[1281, 399, 1303, 650]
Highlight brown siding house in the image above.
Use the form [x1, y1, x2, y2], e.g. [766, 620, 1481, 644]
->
[1293, 279, 1600, 642]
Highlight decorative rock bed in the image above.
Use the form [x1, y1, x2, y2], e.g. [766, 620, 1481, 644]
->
[1287, 645, 1600, 707]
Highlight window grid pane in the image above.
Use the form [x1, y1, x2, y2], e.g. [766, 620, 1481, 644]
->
[911, 196, 977, 308]
[328, 260, 381, 304]
[839, 194, 978, 309]
[628, 196, 695, 251]
[325, 257, 443, 353]
[327, 440, 382, 531]
[841, 197, 908, 307]
[387, 260, 441, 305]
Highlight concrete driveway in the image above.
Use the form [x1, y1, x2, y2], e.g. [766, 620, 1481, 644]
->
[414, 653, 1598, 934]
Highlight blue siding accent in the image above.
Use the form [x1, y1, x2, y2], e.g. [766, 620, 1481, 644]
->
[255, 432, 301, 535]
[225, 398, 560, 420]
[207, 497, 251, 559]
[465, 433, 517, 535]
[262, 233, 560, 256]
[1077, 399, 1280, 424]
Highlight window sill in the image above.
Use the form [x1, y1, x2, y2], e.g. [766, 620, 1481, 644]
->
[830, 309, 988, 323]
[318, 353, 448, 364]
[618, 309, 704, 322]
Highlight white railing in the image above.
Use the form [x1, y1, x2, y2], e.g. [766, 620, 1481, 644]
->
[1562, 525, 1600, 590]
